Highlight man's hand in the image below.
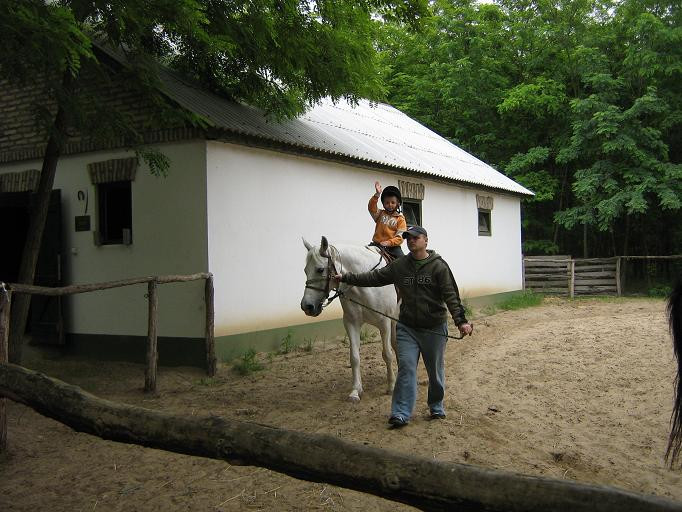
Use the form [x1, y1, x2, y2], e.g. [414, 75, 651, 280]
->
[458, 323, 473, 336]
[374, 181, 382, 195]
[332, 274, 343, 285]
[379, 241, 391, 247]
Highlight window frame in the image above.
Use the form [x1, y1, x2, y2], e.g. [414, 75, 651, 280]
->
[96, 180, 133, 246]
[478, 208, 492, 237]
[402, 199, 422, 227]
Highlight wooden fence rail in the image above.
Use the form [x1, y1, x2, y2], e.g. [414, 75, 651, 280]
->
[0, 273, 215, 453]
[0, 272, 216, 391]
[2, 364, 681, 512]
[524, 255, 682, 297]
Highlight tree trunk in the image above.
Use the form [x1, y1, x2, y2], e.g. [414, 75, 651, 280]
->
[1, 364, 681, 512]
[583, 223, 588, 259]
[8, 84, 70, 364]
[552, 168, 568, 247]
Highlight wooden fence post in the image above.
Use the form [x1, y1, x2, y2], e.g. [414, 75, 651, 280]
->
[145, 279, 158, 392]
[205, 275, 216, 377]
[0, 284, 11, 452]
[569, 260, 575, 298]
[616, 257, 622, 297]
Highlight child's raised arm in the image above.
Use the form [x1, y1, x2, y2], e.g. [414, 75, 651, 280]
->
[369, 181, 382, 220]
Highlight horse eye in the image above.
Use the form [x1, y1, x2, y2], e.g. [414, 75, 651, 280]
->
[316, 267, 325, 274]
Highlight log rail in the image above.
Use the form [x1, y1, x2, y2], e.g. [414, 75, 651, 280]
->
[1, 273, 216, 391]
[1, 364, 681, 512]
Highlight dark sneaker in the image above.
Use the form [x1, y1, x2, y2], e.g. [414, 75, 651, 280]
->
[430, 412, 446, 420]
[388, 416, 408, 429]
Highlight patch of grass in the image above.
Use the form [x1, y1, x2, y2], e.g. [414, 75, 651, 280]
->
[360, 326, 376, 344]
[648, 284, 672, 297]
[480, 304, 498, 316]
[301, 336, 316, 352]
[196, 377, 220, 387]
[279, 329, 295, 354]
[497, 290, 543, 311]
[232, 348, 264, 376]
[462, 300, 473, 319]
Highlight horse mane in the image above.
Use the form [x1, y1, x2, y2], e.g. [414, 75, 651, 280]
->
[331, 243, 386, 275]
[666, 278, 682, 468]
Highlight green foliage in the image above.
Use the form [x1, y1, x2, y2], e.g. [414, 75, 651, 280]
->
[360, 326, 375, 344]
[378, 0, 682, 258]
[523, 239, 560, 255]
[461, 300, 472, 319]
[232, 348, 264, 376]
[196, 377, 219, 387]
[301, 337, 316, 353]
[279, 329, 295, 354]
[648, 285, 672, 297]
[497, 291, 543, 311]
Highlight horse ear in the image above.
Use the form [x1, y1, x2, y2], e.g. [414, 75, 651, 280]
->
[319, 236, 329, 256]
[302, 237, 313, 251]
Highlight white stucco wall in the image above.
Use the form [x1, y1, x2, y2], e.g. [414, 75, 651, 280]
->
[0, 141, 208, 337]
[206, 141, 523, 336]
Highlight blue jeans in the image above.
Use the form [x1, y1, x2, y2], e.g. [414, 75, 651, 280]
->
[391, 322, 448, 421]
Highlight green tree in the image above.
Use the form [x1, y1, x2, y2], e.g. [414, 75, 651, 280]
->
[0, 0, 427, 363]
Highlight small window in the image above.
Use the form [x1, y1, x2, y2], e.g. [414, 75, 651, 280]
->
[403, 200, 422, 227]
[478, 209, 491, 236]
[97, 181, 132, 245]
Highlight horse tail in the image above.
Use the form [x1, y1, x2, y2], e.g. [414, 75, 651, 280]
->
[666, 278, 682, 468]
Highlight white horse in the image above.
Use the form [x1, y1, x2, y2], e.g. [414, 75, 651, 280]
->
[301, 236, 398, 401]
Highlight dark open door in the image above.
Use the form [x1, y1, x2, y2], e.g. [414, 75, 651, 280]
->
[0, 189, 63, 345]
[30, 190, 64, 345]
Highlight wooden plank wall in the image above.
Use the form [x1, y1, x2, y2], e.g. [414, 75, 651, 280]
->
[573, 258, 618, 296]
[523, 256, 571, 295]
[523, 256, 619, 297]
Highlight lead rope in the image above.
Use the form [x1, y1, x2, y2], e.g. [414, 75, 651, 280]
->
[324, 246, 472, 341]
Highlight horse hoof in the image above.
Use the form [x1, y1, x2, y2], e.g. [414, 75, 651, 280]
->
[348, 392, 361, 402]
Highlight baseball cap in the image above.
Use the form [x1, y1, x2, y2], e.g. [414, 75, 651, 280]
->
[402, 225, 428, 238]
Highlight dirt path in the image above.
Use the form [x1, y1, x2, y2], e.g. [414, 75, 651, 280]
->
[1, 297, 681, 511]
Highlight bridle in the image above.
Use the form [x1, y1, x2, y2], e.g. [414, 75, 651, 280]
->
[304, 245, 342, 309]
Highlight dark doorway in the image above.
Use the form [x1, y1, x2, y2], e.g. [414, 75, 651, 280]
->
[0, 189, 63, 344]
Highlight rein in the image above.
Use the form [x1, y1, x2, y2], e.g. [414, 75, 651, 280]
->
[305, 246, 472, 341]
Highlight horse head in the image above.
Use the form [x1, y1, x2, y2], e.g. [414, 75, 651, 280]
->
[301, 236, 333, 317]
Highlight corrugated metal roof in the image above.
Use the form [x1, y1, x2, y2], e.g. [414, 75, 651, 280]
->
[159, 69, 533, 196]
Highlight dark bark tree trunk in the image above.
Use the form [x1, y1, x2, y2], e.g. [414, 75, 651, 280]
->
[1, 364, 680, 512]
[8, 81, 70, 364]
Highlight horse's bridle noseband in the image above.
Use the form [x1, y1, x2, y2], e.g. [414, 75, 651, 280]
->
[304, 246, 341, 308]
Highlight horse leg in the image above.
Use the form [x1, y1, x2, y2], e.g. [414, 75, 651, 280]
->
[379, 320, 396, 394]
[343, 317, 363, 402]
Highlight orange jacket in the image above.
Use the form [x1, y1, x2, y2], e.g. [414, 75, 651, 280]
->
[369, 194, 407, 247]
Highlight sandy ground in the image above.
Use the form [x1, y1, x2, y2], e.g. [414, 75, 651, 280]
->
[1, 297, 681, 511]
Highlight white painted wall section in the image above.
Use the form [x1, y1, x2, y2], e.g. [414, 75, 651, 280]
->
[206, 141, 523, 337]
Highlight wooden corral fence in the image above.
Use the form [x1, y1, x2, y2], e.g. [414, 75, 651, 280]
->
[0, 273, 216, 452]
[0, 273, 216, 392]
[524, 255, 682, 297]
[1, 364, 681, 512]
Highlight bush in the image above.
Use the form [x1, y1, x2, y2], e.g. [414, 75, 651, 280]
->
[233, 348, 264, 376]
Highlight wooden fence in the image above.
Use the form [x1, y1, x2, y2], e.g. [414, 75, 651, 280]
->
[0, 273, 216, 452]
[0, 273, 216, 390]
[524, 255, 682, 297]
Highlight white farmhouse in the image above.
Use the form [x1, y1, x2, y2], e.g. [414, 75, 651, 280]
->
[0, 61, 532, 366]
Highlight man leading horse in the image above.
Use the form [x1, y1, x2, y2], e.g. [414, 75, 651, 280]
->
[334, 225, 473, 429]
